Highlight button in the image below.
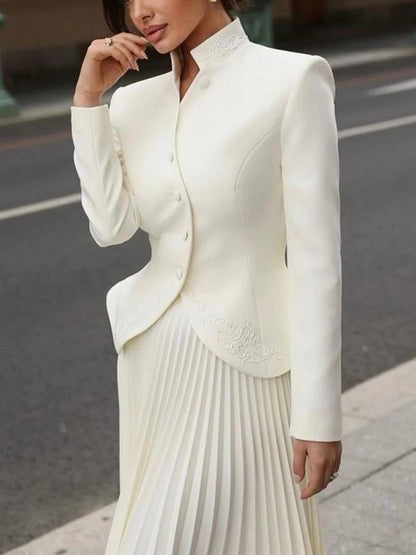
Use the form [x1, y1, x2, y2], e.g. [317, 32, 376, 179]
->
[200, 76, 210, 89]
[175, 268, 183, 280]
[167, 152, 174, 162]
[182, 229, 188, 241]
[173, 189, 182, 201]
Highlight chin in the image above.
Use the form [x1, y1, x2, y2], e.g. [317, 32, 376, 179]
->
[154, 43, 174, 55]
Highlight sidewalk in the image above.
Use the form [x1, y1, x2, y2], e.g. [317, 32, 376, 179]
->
[5, 357, 416, 555]
[1, 26, 416, 128]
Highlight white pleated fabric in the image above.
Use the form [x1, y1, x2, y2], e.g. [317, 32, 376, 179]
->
[105, 294, 327, 555]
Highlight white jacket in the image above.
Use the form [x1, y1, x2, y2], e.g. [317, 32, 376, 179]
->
[70, 16, 342, 441]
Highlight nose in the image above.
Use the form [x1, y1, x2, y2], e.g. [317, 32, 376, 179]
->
[129, 0, 152, 24]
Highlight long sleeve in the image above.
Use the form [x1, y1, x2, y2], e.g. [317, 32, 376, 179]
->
[70, 87, 141, 247]
[281, 55, 342, 442]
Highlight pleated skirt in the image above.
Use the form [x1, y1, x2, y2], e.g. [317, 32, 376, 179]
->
[104, 293, 327, 555]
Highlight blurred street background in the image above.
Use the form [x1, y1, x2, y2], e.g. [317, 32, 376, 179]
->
[0, 1, 415, 554]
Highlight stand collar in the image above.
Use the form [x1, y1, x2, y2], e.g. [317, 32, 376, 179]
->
[169, 16, 249, 82]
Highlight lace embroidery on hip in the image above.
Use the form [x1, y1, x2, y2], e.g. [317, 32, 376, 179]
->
[195, 299, 288, 364]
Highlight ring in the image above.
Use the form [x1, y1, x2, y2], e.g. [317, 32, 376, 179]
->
[329, 471, 339, 480]
[104, 37, 113, 46]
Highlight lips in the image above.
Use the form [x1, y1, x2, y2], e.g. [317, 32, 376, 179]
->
[145, 24, 167, 37]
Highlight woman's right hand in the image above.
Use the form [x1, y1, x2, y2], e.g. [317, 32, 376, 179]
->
[74, 33, 151, 100]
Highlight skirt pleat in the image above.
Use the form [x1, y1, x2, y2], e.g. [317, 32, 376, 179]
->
[104, 294, 327, 555]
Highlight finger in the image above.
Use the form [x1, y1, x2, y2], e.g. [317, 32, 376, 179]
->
[332, 446, 342, 480]
[322, 446, 340, 488]
[115, 36, 149, 61]
[91, 38, 131, 70]
[112, 42, 139, 70]
[300, 475, 323, 499]
[299, 458, 326, 500]
[323, 463, 334, 488]
[95, 41, 130, 72]
[291, 437, 307, 483]
[326, 444, 342, 485]
[107, 45, 132, 72]
[335, 442, 342, 471]
[119, 32, 151, 47]
[111, 41, 138, 69]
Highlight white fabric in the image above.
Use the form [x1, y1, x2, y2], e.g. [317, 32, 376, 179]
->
[70, 15, 342, 441]
[104, 294, 327, 555]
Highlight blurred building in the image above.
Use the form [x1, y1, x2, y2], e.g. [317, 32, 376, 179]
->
[1, 0, 415, 89]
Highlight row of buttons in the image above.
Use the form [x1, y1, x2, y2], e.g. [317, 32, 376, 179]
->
[169, 78, 211, 283]
[169, 154, 188, 280]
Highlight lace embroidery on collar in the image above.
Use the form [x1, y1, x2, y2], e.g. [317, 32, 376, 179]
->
[198, 34, 248, 64]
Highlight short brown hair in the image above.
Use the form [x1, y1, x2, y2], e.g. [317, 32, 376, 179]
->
[103, 0, 254, 35]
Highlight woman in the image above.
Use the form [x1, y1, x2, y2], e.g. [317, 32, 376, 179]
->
[71, 0, 343, 553]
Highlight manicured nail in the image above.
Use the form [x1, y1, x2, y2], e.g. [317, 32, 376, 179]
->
[294, 474, 301, 483]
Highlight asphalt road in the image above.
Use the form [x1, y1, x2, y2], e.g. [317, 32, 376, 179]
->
[1, 56, 415, 551]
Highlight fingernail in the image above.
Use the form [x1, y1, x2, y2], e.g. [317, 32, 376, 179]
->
[294, 474, 301, 483]
[135, 62, 140, 71]
[143, 52, 149, 59]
